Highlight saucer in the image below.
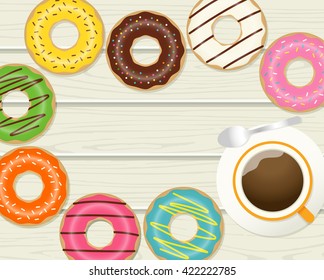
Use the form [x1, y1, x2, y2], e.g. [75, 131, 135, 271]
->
[217, 127, 324, 236]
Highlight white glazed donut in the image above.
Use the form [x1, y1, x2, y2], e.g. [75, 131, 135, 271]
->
[187, 0, 267, 70]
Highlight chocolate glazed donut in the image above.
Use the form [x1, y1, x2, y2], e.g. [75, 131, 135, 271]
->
[106, 11, 186, 90]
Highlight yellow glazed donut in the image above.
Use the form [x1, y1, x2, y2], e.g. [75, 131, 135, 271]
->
[25, 0, 104, 74]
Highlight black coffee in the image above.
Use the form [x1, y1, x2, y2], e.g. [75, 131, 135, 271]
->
[242, 151, 303, 212]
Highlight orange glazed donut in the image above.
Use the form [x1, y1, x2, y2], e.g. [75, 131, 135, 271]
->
[0, 147, 68, 225]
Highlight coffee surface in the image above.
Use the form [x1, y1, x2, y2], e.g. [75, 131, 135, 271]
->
[242, 152, 303, 212]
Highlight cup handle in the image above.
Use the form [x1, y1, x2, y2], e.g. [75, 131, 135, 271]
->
[298, 206, 314, 223]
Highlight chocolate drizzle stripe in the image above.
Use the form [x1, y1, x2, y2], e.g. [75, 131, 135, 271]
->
[114, 231, 139, 237]
[73, 200, 127, 205]
[189, 0, 219, 19]
[63, 249, 135, 253]
[189, 0, 247, 34]
[0, 114, 46, 136]
[66, 214, 134, 218]
[0, 76, 43, 95]
[238, 10, 261, 22]
[193, 35, 214, 50]
[223, 45, 264, 69]
[206, 28, 263, 63]
[0, 68, 22, 81]
[28, 94, 49, 110]
[60, 232, 85, 235]
[20, 78, 43, 91]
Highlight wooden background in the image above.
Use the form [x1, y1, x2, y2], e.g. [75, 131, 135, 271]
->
[0, 0, 324, 259]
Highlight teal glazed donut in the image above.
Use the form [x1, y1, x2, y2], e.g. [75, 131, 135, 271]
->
[0, 65, 55, 143]
[144, 187, 224, 260]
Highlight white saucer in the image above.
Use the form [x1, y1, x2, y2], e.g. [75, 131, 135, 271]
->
[217, 127, 324, 236]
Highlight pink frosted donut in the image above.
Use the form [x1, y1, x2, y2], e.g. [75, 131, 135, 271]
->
[260, 33, 324, 112]
[60, 194, 140, 260]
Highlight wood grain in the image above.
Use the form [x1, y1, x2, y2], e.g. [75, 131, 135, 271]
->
[0, 50, 316, 102]
[5, 158, 220, 207]
[0, 105, 322, 155]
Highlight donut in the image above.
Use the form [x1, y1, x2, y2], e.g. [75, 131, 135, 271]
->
[144, 187, 224, 260]
[106, 11, 186, 90]
[25, 0, 104, 74]
[0, 147, 68, 225]
[187, 0, 267, 70]
[0, 65, 55, 143]
[260, 33, 324, 112]
[60, 194, 140, 260]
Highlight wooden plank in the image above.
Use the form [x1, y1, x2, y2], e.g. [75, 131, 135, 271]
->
[1, 212, 324, 259]
[0, 52, 269, 101]
[8, 157, 324, 213]
[3, 158, 220, 207]
[0, 1, 323, 48]
[0, 105, 321, 155]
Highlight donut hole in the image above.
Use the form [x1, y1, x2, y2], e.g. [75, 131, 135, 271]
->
[14, 172, 44, 202]
[131, 36, 161, 66]
[170, 214, 198, 242]
[86, 219, 114, 249]
[2, 91, 30, 119]
[51, 20, 79, 49]
[212, 16, 241, 45]
[286, 58, 315, 87]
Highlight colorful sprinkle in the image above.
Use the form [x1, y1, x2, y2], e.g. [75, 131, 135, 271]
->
[261, 33, 324, 112]
[107, 11, 185, 90]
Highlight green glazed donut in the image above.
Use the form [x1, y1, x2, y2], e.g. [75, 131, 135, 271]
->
[0, 65, 55, 143]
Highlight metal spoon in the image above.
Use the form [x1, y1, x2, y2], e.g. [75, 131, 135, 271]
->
[218, 116, 302, 148]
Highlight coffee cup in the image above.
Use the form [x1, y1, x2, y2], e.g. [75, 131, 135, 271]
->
[233, 141, 314, 223]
